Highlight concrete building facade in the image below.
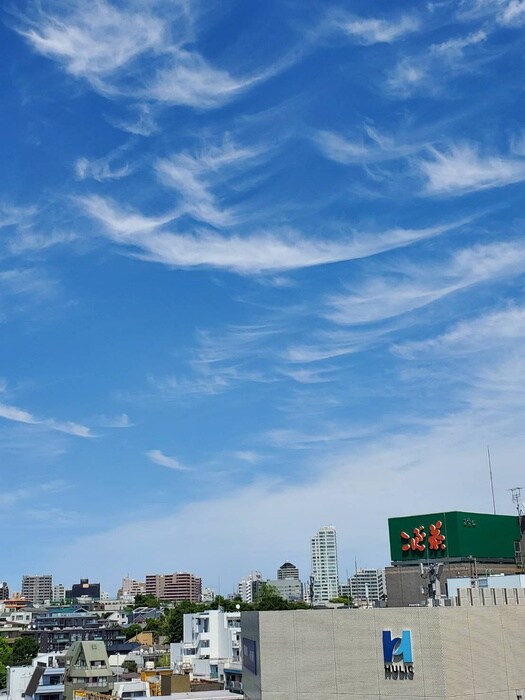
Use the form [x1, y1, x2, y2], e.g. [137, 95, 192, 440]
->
[237, 572, 263, 604]
[242, 606, 525, 700]
[65, 578, 100, 601]
[21, 575, 52, 605]
[311, 526, 339, 603]
[145, 572, 201, 602]
[277, 562, 299, 580]
[349, 568, 386, 605]
[1, 652, 64, 700]
[266, 579, 303, 602]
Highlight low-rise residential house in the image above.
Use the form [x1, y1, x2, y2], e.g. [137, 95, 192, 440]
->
[63, 640, 113, 700]
[127, 608, 163, 625]
[7, 608, 35, 628]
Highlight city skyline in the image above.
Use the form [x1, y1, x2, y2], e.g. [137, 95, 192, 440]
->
[1, 1, 525, 591]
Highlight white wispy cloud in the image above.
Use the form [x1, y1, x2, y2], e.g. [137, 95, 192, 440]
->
[75, 150, 133, 182]
[279, 366, 337, 384]
[232, 450, 261, 464]
[419, 142, 525, 194]
[80, 195, 467, 274]
[0, 269, 59, 322]
[79, 195, 176, 234]
[498, 0, 525, 25]
[285, 325, 401, 364]
[460, 0, 525, 25]
[327, 241, 525, 325]
[0, 401, 94, 437]
[141, 49, 254, 108]
[0, 204, 71, 256]
[110, 104, 158, 137]
[332, 14, 420, 44]
[7, 231, 77, 255]
[96, 413, 133, 428]
[146, 449, 190, 471]
[387, 29, 488, 97]
[16, 1, 296, 109]
[0, 480, 68, 508]
[432, 30, 487, 57]
[315, 124, 421, 165]
[155, 139, 262, 227]
[18, 0, 166, 82]
[394, 305, 525, 357]
[0, 202, 36, 229]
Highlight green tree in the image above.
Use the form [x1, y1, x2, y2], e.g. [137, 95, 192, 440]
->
[124, 624, 143, 640]
[163, 601, 200, 642]
[122, 660, 138, 673]
[329, 596, 353, 606]
[0, 638, 12, 666]
[133, 594, 161, 608]
[209, 596, 253, 612]
[0, 637, 12, 689]
[10, 637, 39, 666]
[254, 583, 290, 611]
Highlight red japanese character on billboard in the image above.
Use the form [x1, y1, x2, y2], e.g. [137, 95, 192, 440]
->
[401, 525, 426, 552]
[428, 520, 446, 550]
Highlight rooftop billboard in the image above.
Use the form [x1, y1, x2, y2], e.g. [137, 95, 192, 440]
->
[388, 511, 521, 563]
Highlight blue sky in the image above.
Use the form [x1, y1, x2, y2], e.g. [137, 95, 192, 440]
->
[1, 0, 525, 596]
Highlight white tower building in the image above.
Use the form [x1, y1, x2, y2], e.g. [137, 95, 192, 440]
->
[311, 526, 339, 603]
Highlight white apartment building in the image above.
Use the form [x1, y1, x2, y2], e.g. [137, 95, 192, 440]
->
[21, 575, 52, 605]
[171, 609, 241, 683]
[0, 652, 64, 700]
[237, 572, 263, 603]
[311, 526, 339, 603]
[201, 587, 216, 602]
[349, 568, 386, 605]
[52, 584, 65, 603]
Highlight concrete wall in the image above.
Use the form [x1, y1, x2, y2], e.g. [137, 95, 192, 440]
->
[242, 606, 525, 700]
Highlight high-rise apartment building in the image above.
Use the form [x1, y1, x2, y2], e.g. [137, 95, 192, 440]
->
[237, 571, 263, 603]
[145, 574, 164, 598]
[21, 575, 52, 604]
[164, 572, 201, 602]
[311, 526, 339, 603]
[145, 572, 201, 603]
[118, 577, 145, 599]
[277, 562, 300, 580]
[349, 568, 386, 605]
[0, 582, 9, 600]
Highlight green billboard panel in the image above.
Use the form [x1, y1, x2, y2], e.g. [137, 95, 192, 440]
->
[388, 511, 521, 563]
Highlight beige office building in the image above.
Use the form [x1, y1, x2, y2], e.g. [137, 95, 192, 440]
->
[242, 605, 525, 700]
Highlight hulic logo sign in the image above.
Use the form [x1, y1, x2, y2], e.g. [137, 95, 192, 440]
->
[382, 629, 414, 678]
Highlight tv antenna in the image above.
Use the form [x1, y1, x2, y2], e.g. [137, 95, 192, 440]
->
[487, 447, 497, 515]
[509, 487, 524, 516]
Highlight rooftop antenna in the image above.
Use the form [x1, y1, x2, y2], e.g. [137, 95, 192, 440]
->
[487, 446, 497, 515]
[509, 487, 524, 516]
